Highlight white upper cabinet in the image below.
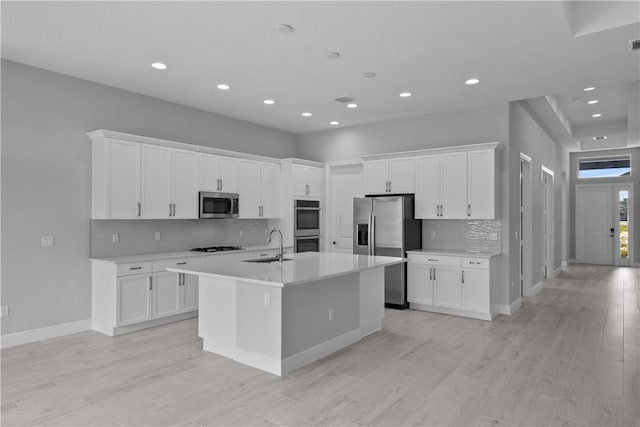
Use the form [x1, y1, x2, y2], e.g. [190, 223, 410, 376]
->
[440, 152, 468, 219]
[172, 149, 198, 218]
[140, 144, 173, 218]
[92, 136, 198, 219]
[415, 146, 499, 220]
[104, 139, 140, 219]
[198, 153, 238, 193]
[467, 149, 499, 219]
[364, 157, 415, 195]
[292, 164, 322, 198]
[238, 160, 281, 219]
[415, 155, 441, 219]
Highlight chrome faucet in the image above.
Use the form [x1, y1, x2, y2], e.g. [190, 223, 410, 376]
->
[267, 228, 284, 262]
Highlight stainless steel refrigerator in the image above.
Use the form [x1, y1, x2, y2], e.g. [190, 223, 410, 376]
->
[353, 195, 422, 308]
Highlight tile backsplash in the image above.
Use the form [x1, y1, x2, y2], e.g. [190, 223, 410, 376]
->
[91, 219, 271, 258]
[421, 219, 502, 253]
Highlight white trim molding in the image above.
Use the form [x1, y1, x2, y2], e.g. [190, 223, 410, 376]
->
[531, 281, 543, 296]
[498, 298, 522, 315]
[520, 152, 532, 163]
[282, 328, 362, 375]
[561, 260, 568, 268]
[553, 266, 563, 277]
[1, 319, 91, 349]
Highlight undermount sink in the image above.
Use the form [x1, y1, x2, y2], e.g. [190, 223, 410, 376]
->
[242, 256, 292, 263]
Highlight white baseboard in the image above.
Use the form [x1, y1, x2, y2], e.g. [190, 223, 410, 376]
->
[234, 347, 282, 376]
[553, 266, 562, 277]
[498, 298, 522, 315]
[1, 319, 91, 349]
[561, 260, 568, 268]
[282, 328, 362, 376]
[531, 281, 543, 296]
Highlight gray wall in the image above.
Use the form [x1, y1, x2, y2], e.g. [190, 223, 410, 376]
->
[508, 101, 569, 299]
[569, 147, 640, 264]
[298, 103, 509, 162]
[299, 103, 512, 307]
[1, 60, 298, 335]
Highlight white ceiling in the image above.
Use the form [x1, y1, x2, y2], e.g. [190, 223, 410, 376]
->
[1, 1, 639, 137]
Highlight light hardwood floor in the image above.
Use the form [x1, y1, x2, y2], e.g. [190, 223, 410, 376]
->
[2, 265, 639, 426]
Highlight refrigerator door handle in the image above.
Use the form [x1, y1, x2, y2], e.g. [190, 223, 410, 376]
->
[370, 212, 376, 256]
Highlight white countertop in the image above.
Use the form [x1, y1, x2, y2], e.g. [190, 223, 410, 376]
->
[90, 245, 290, 264]
[406, 249, 501, 258]
[167, 252, 405, 287]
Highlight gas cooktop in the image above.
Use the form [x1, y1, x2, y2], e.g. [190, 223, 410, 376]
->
[190, 246, 244, 253]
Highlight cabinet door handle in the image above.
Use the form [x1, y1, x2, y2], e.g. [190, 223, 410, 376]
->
[462, 270, 465, 284]
[433, 268, 436, 281]
[467, 204, 471, 217]
[176, 262, 187, 265]
[388, 181, 392, 192]
[149, 277, 153, 291]
[169, 203, 172, 217]
[429, 267, 433, 281]
[130, 266, 142, 271]
[220, 178, 223, 191]
[137, 202, 141, 217]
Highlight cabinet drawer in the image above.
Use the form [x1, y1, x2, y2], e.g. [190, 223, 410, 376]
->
[410, 254, 460, 267]
[117, 262, 152, 276]
[461, 257, 489, 269]
[153, 257, 205, 273]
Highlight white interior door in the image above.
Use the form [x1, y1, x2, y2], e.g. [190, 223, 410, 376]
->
[541, 168, 554, 277]
[576, 185, 615, 265]
[328, 163, 363, 253]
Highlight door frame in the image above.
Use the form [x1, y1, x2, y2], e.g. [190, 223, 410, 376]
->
[324, 159, 364, 253]
[520, 153, 533, 296]
[576, 183, 634, 266]
[541, 166, 554, 279]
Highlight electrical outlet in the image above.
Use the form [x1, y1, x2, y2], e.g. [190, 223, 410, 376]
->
[41, 236, 54, 247]
[488, 232, 498, 241]
[430, 231, 436, 238]
[329, 308, 334, 321]
[1, 306, 8, 318]
[112, 233, 120, 243]
[263, 292, 270, 307]
[239, 230, 243, 237]
[155, 232, 161, 241]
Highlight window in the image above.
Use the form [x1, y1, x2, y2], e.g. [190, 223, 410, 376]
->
[578, 156, 631, 179]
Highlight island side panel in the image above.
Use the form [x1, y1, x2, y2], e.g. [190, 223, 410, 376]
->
[235, 281, 283, 376]
[199, 276, 237, 358]
[281, 273, 361, 375]
[359, 267, 385, 337]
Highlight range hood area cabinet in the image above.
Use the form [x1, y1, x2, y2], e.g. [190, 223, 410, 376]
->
[198, 153, 238, 193]
[415, 145, 500, 220]
[91, 134, 198, 219]
[364, 157, 415, 195]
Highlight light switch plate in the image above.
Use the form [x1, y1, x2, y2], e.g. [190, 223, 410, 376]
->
[155, 232, 161, 241]
[41, 236, 54, 247]
[112, 233, 120, 243]
[430, 231, 436, 238]
[488, 232, 498, 241]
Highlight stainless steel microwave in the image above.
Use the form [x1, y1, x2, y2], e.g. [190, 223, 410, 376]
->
[199, 192, 239, 218]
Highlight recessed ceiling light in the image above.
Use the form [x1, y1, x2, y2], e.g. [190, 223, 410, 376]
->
[593, 136, 607, 140]
[151, 62, 168, 70]
[592, 113, 602, 118]
[330, 121, 339, 125]
[325, 51, 341, 59]
[399, 92, 412, 98]
[217, 83, 230, 90]
[362, 72, 376, 79]
[587, 100, 599, 104]
[584, 87, 596, 91]
[346, 103, 358, 108]
[465, 78, 480, 85]
[302, 112, 312, 117]
[277, 24, 294, 33]
[263, 99, 275, 105]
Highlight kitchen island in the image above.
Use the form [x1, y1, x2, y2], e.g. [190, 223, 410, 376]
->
[167, 251, 404, 376]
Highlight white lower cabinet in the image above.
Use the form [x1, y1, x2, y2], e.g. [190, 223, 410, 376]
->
[117, 274, 152, 326]
[92, 256, 204, 336]
[407, 252, 499, 321]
